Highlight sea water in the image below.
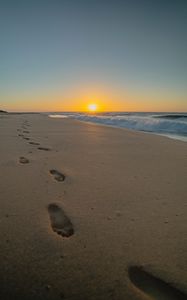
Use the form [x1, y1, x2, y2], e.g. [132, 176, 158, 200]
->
[49, 112, 187, 142]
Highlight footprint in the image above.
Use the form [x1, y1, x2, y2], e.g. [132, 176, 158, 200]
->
[38, 147, 51, 151]
[29, 142, 40, 145]
[50, 170, 65, 182]
[19, 157, 29, 164]
[128, 266, 186, 300]
[23, 137, 30, 140]
[48, 203, 74, 237]
[23, 130, 30, 134]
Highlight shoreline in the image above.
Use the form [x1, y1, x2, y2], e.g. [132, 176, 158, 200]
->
[75, 118, 187, 144]
[0, 113, 187, 299]
[48, 113, 187, 143]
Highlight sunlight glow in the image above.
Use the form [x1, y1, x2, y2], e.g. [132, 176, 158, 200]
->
[88, 103, 98, 112]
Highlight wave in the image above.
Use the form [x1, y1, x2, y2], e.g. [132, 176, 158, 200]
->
[153, 113, 187, 120]
[49, 114, 68, 118]
[48, 112, 187, 142]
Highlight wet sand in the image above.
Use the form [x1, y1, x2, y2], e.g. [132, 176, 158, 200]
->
[0, 113, 187, 300]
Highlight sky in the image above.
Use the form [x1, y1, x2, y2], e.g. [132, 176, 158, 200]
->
[0, 0, 187, 112]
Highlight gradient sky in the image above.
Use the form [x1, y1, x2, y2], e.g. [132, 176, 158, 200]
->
[0, 0, 187, 112]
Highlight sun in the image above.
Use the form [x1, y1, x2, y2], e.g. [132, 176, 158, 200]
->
[88, 103, 98, 112]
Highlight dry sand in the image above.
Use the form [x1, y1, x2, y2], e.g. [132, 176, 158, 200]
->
[0, 113, 187, 300]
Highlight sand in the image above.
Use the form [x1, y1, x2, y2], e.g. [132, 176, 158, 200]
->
[0, 113, 187, 300]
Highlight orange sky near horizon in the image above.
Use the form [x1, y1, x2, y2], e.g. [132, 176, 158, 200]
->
[1, 86, 187, 112]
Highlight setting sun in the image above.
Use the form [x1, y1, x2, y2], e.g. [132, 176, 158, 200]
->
[88, 103, 98, 112]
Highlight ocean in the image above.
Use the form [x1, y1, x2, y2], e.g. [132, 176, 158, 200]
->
[49, 112, 187, 142]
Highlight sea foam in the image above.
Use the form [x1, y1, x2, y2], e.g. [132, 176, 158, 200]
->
[49, 112, 187, 142]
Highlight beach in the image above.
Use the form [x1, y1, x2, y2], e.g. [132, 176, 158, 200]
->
[0, 112, 187, 300]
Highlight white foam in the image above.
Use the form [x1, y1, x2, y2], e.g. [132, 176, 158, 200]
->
[48, 112, 187, 142]
[49, 114, 68, 118]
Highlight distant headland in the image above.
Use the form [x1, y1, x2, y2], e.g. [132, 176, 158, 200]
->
[0, 110, 7, 113]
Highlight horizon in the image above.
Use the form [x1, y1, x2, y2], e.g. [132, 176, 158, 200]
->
[0, 0, 187, 112]
[4, 110, 187, 114]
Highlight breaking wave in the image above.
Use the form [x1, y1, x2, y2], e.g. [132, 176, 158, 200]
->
[49, 112, 187, 142]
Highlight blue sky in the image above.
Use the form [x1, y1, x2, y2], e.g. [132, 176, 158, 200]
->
[0, 0, 187, 111]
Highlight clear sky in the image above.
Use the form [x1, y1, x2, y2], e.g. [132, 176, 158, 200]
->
[0, 0, 187, 112]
